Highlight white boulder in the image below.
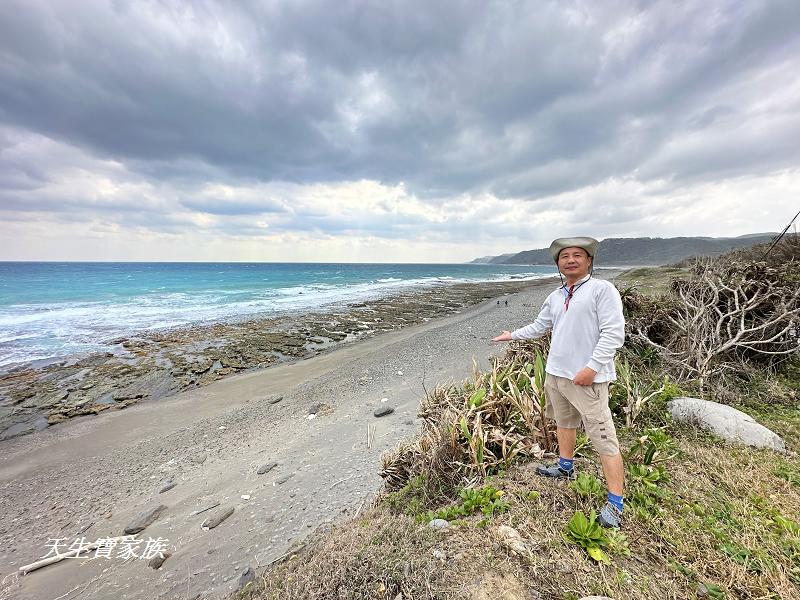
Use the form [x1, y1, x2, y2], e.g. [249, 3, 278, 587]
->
[667, 397, 785, 451]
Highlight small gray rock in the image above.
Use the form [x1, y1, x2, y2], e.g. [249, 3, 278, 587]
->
[308, 403, 323, 415]
[373, 406, 394, 418]
[238, 566, 256, 589]
[432, 549, 446, 560]
[191, 452, 208, 464]
[202, 506, 234, 530]
[267, 395, 284, 404]
[148, 552, 171, 569]
[159, 481, 176, 494]
[428, 519, 449, 530]
[256, 462, 278, 475]
[276, 474, 294, 485]
[124, 504, 167, 535]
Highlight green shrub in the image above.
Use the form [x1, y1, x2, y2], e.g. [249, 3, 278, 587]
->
[627, 427, 679, 465]
[421, 485, 509, 524]
[563, 510, 610, 563]
[570, 472, 603, 500]
[625, 463, 670, 519]
[605, 529, 631, 557]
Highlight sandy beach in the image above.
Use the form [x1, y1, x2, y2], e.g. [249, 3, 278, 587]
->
[0, 277, 568, 600]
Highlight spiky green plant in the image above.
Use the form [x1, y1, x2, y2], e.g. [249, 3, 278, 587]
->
[613, 359, 667, 427]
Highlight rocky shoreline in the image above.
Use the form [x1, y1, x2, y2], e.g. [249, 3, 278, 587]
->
[0, 279, 548, 441]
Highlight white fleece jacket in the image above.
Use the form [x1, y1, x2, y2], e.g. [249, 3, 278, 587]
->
[511, 275, 625, 382]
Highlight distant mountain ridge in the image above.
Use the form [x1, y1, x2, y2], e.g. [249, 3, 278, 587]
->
[471, 233, 777, 266]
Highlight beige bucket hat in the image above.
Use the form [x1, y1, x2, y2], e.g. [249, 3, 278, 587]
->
[549, 236, 599, 263]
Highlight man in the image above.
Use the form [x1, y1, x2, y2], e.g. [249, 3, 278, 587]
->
[492, 237, 626, 528]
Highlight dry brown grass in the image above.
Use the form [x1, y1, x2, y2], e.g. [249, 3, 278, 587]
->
[615, 266, 691, 296]
[237, 421, 800, 600]
[237, 510, 446, 600]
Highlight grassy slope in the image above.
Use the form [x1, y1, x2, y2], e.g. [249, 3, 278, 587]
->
[614, 265, 691, 296]
[235, 265, 800, 600]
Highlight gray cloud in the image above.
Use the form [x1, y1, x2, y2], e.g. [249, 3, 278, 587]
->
[0, 0, 798, 252]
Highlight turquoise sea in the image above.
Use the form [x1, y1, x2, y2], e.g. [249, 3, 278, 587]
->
[0, 262, 557, 369]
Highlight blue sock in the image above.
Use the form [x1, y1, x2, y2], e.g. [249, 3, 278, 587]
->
[558, 457, 574, 472]
[608, 491, 624, 512]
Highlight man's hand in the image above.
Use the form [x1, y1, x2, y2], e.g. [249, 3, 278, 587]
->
[573, 367, 597, 386]
[492, 331, 513, 342]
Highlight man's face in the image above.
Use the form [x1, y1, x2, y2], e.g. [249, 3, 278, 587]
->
[558, 247, 591, 278]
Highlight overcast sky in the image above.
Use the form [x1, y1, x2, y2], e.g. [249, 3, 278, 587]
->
[1, 0, 798, 262]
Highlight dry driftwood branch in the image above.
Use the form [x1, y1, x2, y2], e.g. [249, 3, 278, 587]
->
[19, 536, 127, 575]
[629, 255, 799, 390]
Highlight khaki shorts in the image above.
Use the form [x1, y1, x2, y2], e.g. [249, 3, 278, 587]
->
[544, 373, 620, 456]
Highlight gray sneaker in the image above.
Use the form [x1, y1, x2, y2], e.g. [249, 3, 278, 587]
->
[598, 501, 623, 528]
[535, 463, 576, 480]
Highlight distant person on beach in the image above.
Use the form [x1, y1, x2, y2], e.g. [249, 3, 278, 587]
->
[492, 236, 626, 528]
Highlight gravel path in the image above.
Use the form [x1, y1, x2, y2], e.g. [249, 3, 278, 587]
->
[0, 280, 557, 600]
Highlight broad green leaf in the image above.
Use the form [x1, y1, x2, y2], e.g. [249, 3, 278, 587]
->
[644, 443, 657, 465]
[524, 362, 533, 375]
[534, 351, 546, 391]
[469, 388, 486, 408]
[568, 510, 590, 534]
[587, 546, 610, 564]
[460, 416, 472, 441]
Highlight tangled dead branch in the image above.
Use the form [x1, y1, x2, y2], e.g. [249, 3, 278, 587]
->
[628, 238, 800, 392]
